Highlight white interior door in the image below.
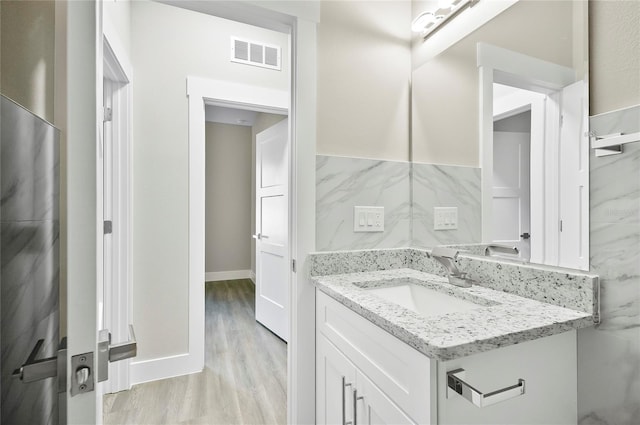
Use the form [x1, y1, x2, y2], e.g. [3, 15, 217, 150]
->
[255, 118, 289, 342]
[559, 81, 589, 270]
[492, 131, 531, 259]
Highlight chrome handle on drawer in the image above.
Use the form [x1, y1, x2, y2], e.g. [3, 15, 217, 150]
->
[353, 389, 364, 425]
[342, 376, 353, 425]
[447, 368, 525, 408]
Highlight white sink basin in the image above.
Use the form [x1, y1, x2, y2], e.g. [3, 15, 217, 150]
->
[367, 284, 481, 317]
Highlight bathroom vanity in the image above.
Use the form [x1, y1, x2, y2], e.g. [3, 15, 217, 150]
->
[310, 248, 599, 425]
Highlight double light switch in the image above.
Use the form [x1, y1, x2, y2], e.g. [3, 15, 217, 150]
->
[354, 206, 384, 232]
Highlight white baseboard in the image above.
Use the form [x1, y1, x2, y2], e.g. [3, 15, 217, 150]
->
[205, 269, 252, 282]
[250, 271, 256, 283]
[130, 352, 202, 385]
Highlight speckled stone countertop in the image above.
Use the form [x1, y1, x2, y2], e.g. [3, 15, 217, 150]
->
[310, 249, 599, 361]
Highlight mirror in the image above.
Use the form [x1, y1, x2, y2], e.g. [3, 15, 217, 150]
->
[411, 0, 589, 270]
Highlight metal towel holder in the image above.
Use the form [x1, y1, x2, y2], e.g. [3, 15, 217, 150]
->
[447, 368, 525, 408]
[591, 131, 640, 157]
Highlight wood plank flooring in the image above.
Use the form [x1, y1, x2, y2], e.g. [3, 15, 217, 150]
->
[103, 279, 287, 424]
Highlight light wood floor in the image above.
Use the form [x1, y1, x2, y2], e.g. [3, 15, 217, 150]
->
[103, 279, 287, 424]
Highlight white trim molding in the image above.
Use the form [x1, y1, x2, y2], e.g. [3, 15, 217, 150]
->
[205, 270, 253, 282]
[130, 353, 194, 385]
[185, 76, 289, 382]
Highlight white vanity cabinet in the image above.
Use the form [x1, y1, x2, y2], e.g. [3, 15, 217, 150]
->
[317, 334, 416, 425]
[316, 290, 578, 425]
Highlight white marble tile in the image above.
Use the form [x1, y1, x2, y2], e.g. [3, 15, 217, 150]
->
[1, 97, 60, 222]
[578, 327, 640, 425]
[582, 105, 640, 424]
[411, 163, 481, 247]
[316, 155, 411, 251]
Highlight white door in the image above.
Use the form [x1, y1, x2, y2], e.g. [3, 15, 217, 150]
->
[559, 81, 589, 270]
[255, 118, 289, 341]
[492, 131, 531, 259]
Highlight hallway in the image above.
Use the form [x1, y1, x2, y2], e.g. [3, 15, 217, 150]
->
[103, 279, 287, 424]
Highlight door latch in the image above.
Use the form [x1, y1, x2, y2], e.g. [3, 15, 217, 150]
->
[98, 325, 138, 382]
[70, 352, 94, 396]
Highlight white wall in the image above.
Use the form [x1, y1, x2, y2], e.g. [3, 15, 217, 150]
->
[317, 0, 412, 162]
[130, 0, 289, 362]
[205, 122, 252, 275]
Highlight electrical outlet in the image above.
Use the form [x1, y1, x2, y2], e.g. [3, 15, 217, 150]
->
[354, 206, 384, 232]
[434, 207, 458, 230]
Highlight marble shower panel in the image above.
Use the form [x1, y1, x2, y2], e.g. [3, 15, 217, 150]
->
[316, 155, 411, 251]
[1, 96, 60, 425]
[578, 105, 640, 425]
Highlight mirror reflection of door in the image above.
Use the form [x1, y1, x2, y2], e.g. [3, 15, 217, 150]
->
[492, 121, 531, 262]
[490, 79, 588, 269]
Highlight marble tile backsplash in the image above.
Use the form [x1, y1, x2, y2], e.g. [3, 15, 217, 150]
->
[412, 162, 482, 247]
[316, 155, 481, 251]
[316, 155, 411, 251]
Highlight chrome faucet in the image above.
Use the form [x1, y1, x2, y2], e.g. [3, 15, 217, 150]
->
[430, 247, 472, 288]
[484, 244, 519, 257]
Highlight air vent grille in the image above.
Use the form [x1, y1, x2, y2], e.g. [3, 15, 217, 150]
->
[231, 37, 281, 71]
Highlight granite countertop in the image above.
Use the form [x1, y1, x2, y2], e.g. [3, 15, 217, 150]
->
[312, 268, 595, 361]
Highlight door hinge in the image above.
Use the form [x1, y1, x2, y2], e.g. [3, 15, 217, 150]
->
[292, 259, 296, 273]
[104, 220, 113, 234]
[560, 220, 563, 232]
[560, 114, 564, 128]
[103, 107, 113, 122]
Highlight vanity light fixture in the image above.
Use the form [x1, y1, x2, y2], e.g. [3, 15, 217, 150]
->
[412, 0, 480, 39]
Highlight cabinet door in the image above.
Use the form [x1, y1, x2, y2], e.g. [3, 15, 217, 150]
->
[317, 334, 357, 425]
[356, 371, 417, 425]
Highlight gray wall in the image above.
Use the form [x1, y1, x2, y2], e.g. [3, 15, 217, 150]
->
[205, 122, 252, 274]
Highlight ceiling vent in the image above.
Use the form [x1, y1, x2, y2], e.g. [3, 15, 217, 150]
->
[231, 37, 281, 71]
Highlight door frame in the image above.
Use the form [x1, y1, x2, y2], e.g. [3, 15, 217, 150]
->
[181, 6, 319, 423]
[65, 1, 317, 422]
[186, 76, 289, 381]
[102, 35, 133, 394]
[478, 42, 576, 246]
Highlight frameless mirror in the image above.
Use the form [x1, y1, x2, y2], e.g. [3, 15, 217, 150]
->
[411, 0, 589, 270]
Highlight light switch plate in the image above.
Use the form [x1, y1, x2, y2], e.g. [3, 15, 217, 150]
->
[434, 207, 458, 230]
[354, 206, 384, 232]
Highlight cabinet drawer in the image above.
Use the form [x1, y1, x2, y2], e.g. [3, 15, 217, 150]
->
[317, 291, 435, 424]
